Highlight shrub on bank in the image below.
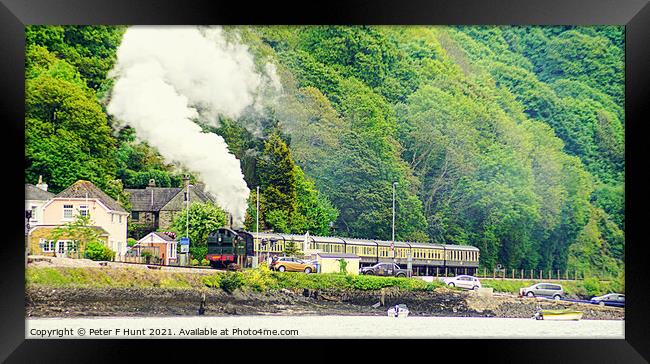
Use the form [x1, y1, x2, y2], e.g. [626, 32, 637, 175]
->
[242, 264, 277, 292]
[85, 240, 115, 261]
[201, 274, 222, 288]
[481, 279, 536, 293]
[220, 272, 244, 293]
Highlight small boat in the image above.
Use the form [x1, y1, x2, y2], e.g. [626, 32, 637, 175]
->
[534, 309, 583, 321]
[387, 304, 409, 318]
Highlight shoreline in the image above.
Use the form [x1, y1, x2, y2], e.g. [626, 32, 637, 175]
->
[26, 284, 624, 320]
[25, 262, 624, 320]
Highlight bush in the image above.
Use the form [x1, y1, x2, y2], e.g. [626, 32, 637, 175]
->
[200, 259, 210, 266]
[570, 277, 617, 299]
[84, 240, 115, 261]
[202, 274, 223, 288]
[242, 265, 277, 292]
[481, 280, 536, 293]
[190, 259, 199, 266]
[127, 238, 137, 247]
[220, 272, 244, 293]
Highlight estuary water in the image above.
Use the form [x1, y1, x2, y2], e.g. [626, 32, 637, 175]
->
[26, 316, 624, 339]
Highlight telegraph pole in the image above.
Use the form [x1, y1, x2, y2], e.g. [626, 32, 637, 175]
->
[256, 186, 260, 264]
[184, 175, 190, 266]
[392, 181, 397, 262]
[185, 175, 190, 239]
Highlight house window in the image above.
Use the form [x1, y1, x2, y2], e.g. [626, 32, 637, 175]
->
[66, 241, 77, 252]
[63, 204, 73, 219]
[111, 214, 114, 223]
[119, 215, 122, 224]
[40, 239, 55, 252]
[30, 205, 38, 221]
[57, 241, 66, 254]
[79, 205, 89, 217]
[131, 211, 140, 221]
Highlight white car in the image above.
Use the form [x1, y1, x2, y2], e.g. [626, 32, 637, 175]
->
[444, 275, 482, 290]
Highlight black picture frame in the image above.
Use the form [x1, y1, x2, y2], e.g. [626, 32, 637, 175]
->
[2, 0, 648, 362]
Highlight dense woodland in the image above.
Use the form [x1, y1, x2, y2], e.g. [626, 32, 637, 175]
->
[25, 26, 624, 277]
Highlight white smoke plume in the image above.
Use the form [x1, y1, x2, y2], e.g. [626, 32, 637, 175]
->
[107, 26, 278, 225]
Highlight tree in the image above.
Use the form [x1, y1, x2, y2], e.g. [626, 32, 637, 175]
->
[49, 213, 105, 258]
[283, 241, 303, 257]
[169, 202, 227, 261]
[25, 46, 118, 195]
[257, 132, 298, 217]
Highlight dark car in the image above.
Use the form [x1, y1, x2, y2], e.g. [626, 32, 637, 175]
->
[590, 293, 625, 307]
[360, 263, 409, 277]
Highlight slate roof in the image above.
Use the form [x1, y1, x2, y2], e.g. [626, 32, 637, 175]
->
[152, 231, 176, 241]
[25, 184, 55, 201]
[55, 180, 127, 213]
[317, 253, 360, 259]
[125, 185, 215, 212]
[125, 187, 181, 212]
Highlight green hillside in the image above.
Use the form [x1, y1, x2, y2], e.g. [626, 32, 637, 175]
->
[24, 25, 624, 277]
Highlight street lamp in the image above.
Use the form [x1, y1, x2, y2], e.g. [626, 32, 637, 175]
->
[25, 210, 32, 268]
[392, 181, 397, 262]
[183, 175, 190, 266]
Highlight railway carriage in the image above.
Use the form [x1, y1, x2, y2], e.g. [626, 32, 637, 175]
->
[206, 228, 480, 275]
[444, 244, 480, 273]
[344, 238, 378, 265]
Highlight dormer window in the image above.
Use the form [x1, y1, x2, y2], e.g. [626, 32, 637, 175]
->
[79, 205, 89, 217]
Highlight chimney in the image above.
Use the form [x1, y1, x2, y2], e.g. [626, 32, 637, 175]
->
[148, 179, 156, 187]
[36, 175, 48, 192]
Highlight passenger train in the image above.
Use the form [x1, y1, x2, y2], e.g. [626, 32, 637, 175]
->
[206, 228, 480, 276]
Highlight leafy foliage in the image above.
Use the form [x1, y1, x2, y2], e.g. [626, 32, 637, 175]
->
[49, 214, 104, 256]
[26, 25, 624, 279]
[169, 202, 227, 261]
[85, 240, 116, 261]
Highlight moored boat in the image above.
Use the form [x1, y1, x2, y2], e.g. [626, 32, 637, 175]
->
[387, 304, 410, 318]
[534, 309, 583, 321]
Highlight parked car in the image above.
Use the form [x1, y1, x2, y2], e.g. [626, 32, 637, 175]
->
[270, 257, 316, 273]
[360, 263, 409, 277]
[519, 283, 565, 300]
[590, 293, 625, 307]
[444, 275, 482, 290]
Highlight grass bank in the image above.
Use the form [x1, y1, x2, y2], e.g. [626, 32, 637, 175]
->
[26, 266, 446, 293]
[480, 278, 623, 299]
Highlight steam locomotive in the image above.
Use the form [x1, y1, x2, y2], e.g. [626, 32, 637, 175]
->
[206, 228, 480, 275]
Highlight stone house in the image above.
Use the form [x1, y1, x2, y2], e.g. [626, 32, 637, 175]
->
[125, 178, 216, 238]
[25, 176, 55, 228]
[41, 180, 129, 259]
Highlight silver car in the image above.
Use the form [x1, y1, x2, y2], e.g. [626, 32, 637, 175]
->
[444, 275, 482, 290]
[520, 283, 564, 300]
